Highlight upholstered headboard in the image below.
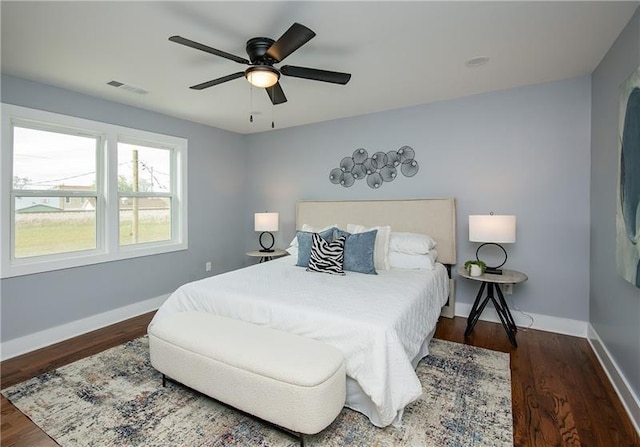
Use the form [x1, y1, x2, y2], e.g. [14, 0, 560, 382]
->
[296, 198, 457, 265]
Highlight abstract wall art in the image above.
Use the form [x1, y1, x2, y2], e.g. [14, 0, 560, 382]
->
[329, 146, 419, 189]
[616, 65, 640, 287]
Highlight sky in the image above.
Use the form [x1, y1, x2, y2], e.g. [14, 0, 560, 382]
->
[13, 126, 171, 191]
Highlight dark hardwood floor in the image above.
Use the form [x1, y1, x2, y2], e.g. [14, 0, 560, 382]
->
[1, 313, 638, 446]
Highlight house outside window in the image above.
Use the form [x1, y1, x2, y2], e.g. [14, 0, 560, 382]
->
[1, 104, 188, 278]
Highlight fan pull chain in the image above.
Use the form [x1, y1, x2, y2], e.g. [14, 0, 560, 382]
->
[249, 85, 254, 123]
[271, 88, 275, 129]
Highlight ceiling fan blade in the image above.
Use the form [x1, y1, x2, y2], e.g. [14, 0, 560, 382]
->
[265, 23, 316, 63]
[280, 65, 351, 85]
[265, 82, 287, 105]
[190, 72, 245, 90]
[169, 36, 250, 65]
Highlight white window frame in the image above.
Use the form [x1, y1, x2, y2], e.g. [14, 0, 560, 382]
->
[1, 103, 188, 278]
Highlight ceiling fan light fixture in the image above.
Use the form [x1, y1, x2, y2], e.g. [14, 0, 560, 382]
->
[245, 66, 280, 88]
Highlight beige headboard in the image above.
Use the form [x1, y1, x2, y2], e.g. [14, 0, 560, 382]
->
[296, 198, 457, 265]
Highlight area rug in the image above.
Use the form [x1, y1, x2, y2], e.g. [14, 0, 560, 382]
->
[2, 337, 512, 446]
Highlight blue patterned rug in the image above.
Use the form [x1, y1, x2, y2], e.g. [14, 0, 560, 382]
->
[2, 337, 512, 446]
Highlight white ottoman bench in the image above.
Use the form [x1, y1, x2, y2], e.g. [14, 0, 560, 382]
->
[148, 312, 346, 441]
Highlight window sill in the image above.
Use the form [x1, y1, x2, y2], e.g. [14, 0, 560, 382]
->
[1, 242, 188, 279]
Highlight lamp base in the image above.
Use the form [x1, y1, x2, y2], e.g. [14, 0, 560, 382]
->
[258, 231, 275, 252]
[476, 243, 507, 275]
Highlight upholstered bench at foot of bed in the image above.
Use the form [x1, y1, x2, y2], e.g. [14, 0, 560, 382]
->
[148, 311, 346, 439]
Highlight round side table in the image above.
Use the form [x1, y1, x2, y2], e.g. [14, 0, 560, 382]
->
[246, 249, 288, 263]
[457, 267, 528, 347]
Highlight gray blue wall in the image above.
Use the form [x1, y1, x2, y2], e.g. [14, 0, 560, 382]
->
[245, 76, 592, 322]
[590, 7, 640, 400]
[0, 65, 601, 343]
[0, 75, 249, 341]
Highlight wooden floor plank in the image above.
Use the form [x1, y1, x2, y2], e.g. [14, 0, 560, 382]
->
[1, 312, 154, 389]
[1, 313, 638, 446]
[1, 395, 57, 447]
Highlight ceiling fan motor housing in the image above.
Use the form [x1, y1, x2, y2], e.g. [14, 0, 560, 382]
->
[246, 37, 276, 65]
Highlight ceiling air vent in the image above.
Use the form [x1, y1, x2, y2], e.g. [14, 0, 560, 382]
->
[107, 80, 148, 95]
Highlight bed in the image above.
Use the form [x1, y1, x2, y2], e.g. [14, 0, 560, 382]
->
[150, 198, 457, 427]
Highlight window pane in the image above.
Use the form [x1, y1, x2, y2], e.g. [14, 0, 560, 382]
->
[119, 197, 171, 246]
[14, 197, 96, 258]
[13, 126, 96, 191]
[117, 143, 171, 193]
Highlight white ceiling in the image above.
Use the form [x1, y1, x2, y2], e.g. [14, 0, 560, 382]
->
[1, 1, 637, 134]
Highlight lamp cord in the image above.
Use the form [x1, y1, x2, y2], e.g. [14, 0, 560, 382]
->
[506, 296, 535, 330]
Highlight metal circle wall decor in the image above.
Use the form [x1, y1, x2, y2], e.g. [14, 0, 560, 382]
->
[329, 168, 343, 184]
[353, 148, 368, 164]
[340, 156, 355, 172]
[329, 145, 419, 189]
[352, 164, 366, 179]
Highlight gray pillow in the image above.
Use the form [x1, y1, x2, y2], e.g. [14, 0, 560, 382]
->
[296, 228, 336, 267]
[335, 229, 377, 274]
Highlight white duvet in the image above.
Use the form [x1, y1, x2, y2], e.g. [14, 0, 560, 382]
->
[150, 255, 449, 427]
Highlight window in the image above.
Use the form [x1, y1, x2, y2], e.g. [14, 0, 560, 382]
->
[117, 141, 172, 246]
[12, 125, 100, 259]
[1, 104, 188, 278]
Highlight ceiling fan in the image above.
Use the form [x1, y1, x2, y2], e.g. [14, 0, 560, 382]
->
[169, 22, 351, 105]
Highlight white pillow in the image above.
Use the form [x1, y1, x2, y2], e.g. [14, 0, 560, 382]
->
[289, 223, 338, 247]
[347, 224, 391, 270]
[389, 232, 437, 255]
[285, 245, 298, 256]
[389, 250, 438, 270]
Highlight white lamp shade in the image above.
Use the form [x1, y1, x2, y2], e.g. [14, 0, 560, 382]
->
[254, 212, 279, 232]
[469, 215, 516, 243]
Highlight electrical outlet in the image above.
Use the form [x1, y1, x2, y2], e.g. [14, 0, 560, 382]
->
[503, 283, 513, 295]
[205, 261, 212, 272]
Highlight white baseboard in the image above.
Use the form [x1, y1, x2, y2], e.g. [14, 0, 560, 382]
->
[587, 324, 640, 435]
[1, 294, 169, 361]
[454, 301, 588, 337]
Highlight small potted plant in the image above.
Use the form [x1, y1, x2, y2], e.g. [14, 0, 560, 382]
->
[464, 260, 486, 277]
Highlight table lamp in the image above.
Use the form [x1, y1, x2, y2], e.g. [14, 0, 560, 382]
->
[469, 213, 516, 275]
[254, 212, 279, 253]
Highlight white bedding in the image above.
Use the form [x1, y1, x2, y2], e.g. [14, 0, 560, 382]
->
[150, 255, 449, 427]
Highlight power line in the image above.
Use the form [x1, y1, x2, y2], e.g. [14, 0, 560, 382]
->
[28, 172, 95, 185]
[20, 160, 170, 190]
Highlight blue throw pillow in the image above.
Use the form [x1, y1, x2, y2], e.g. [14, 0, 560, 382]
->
[335, 229, 377, 274]
[296, 228, 336, 267]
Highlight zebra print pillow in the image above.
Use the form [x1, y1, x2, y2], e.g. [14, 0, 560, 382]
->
[306, 232, 346, 275]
